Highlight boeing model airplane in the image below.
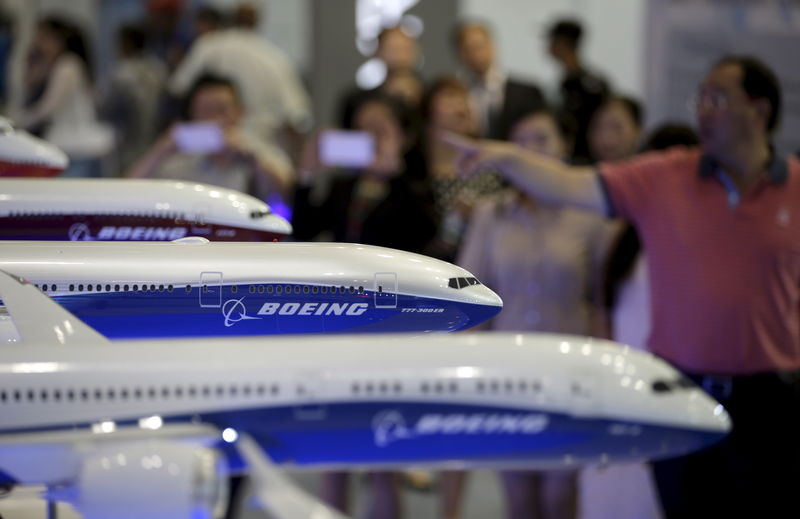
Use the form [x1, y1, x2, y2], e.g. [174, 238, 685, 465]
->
[0, 118, 68, 177]
[0, 271, 730, 519]
[0, 178, 292, 242]
[0, 241, 502, 340]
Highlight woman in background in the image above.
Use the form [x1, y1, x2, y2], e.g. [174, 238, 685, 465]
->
[293, 91, 436, 253]
[410, 76, 504, 262]
[20, 16, 112, 177]
[293, 92, 437, 519]
[578, 96, 667, 519]
[444, 107, 613, 519]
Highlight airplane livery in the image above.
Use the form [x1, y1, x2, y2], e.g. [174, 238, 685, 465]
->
[0, 241, 503, 339]
[0, 271, 731, 519]
[0, 178, 292, 242]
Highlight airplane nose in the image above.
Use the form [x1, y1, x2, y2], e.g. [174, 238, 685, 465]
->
[462, 285, 503, 327]
[458, 285, 503, 308]
[471, 284, 503, 308]
[687, 388, 732, 435]
[264, 214, 293, 235]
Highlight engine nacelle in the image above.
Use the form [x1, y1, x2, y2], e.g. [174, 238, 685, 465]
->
[74, 441, 227, 519]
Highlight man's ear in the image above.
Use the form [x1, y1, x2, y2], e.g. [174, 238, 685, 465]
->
[751, 97, 771, 131]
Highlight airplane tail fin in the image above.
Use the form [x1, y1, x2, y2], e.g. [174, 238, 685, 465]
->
[0, 270, 109, 345]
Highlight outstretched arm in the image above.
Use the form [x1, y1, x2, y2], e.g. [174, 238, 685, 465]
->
[442, 132, 609, 215]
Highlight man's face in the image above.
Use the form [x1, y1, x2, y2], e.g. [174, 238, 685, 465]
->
[548, 36, 570, 63]
[696, 63, 766, 154]
[458, 26, 494, 77]
[190, 85, 242, 129]
[376, 29, 419, 73]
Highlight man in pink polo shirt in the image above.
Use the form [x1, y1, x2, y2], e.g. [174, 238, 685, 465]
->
[445, 56, 799, 517]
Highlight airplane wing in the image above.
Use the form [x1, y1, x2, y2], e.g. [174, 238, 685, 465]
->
[0, 270, 109, 345]
[237, 434, 350, 519]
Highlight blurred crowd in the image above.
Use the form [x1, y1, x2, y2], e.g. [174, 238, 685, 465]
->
[2, 2, 798, 519]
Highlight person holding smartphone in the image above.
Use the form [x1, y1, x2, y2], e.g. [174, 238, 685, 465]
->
[293, 92, 436, 254]
[125, 73, 293, 199]
[293, 92, 437, 518]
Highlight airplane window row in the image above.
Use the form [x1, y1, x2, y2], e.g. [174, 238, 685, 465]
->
[7, 211, 187, 219]
[35, 282, 376, 296]
[448, 277, 482, 289]
[37, 283, 175, 293]
[349, 378, 544, 397]
[246, 284, 367, 295]
[0, 382, 282, 404]
[475, 379, 543, 394]
[352, 381, 404, 395]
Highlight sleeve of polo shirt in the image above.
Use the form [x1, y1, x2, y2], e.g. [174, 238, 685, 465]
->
[597, 152, 670, 221]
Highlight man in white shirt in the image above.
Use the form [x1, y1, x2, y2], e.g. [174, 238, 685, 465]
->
[168, 3, 311, 155]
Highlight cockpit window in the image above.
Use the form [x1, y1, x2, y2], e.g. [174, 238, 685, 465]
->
[250, 209, 273, 219]
[651, 376, 697, 394]
[448, 277, 482, 289]
[651, 381, 672, 394]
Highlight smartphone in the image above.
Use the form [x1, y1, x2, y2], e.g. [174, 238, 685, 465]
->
[172, 122, 225, 154]
[318, 130, 375, 168]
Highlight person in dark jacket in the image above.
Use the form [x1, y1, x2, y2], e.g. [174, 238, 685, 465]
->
[293, 92, 436, 518]
[453, 20, 546, 140]
[293, 92, 436, 253]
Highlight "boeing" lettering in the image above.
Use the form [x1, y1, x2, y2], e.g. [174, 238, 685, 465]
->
[96, 226, 188, 241]
[373, 410, 550, 446]
[257, 302, 369, 316]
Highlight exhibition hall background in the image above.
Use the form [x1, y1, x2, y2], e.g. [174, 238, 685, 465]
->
[4, 0, 798, 155]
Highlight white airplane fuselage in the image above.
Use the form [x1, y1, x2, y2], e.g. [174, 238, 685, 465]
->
[0, 241, 502, 339]
[0, 178, 291, 241]
[0, 332, 731, 486]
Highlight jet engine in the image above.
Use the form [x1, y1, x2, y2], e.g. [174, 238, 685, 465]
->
[73, 442, 227, 519]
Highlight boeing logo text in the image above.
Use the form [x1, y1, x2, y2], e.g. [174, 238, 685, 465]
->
[257, 302, 369, 317]
[96, 226, 188, 241]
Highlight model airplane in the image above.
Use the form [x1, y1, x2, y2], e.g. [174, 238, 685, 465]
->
[0, 241, 502, 341]
[0, 271, 729, 519]
[0, 177, 292, 242]
[0, 118, 68, 177]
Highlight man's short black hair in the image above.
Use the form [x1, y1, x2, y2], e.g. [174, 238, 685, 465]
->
[180, 73, 240, 120]
[547, 18, 583, 48]
[715, 55, 782, 133]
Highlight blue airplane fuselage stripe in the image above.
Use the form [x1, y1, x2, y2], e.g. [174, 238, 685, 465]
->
[3, 284, 497, 337]
[0, 401, 725, 486]
[203, 401, 724, 470]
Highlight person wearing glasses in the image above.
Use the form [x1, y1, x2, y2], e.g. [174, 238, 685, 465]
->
[443, 55, 799, 519]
